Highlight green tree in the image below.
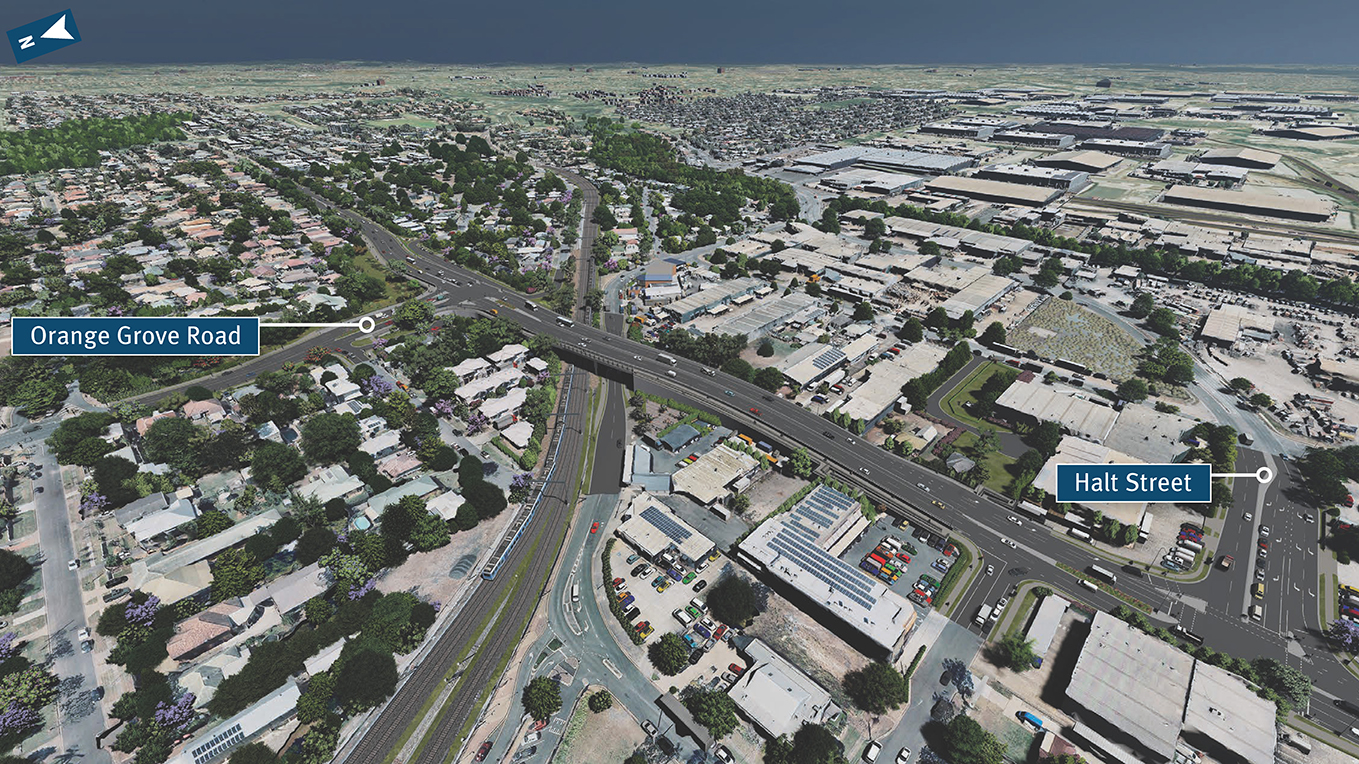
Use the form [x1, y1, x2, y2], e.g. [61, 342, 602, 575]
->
[758, 339, 775, 357]
[898, 317, 924, 343]
[301, 413, 361, 465]
[295, 526, 337, 567]
[142, 417, 207, 473]
[588, 690, 613, 713]
[684, 690, 739, 738]
[1249, 392, 1273, 409]
[852, 302, 874, 322]
[941, 715, 1006, 764]
[521, 676, 562, 721]
[395, 298, 435, 330]
[296, 671, 335, 724]
[721, 358, 754, 380]
[924, 307, 949, 330]
[752, 367, 785, 391]
[706, 575, 760, 626]
[1228, 377, 1255, 393]
[251, 442, 306, 490]
[228, 743, 278, 764]
[195, 510, 234, 539]
[979, 322, 1007, 346]
[1146, 307, 1180, 338]
[789, 447, 814, 478]
[994, 631, 1037, 672]
[211, 548, 265, 600]
[648, 632, 690, 676]
[1117, 378, 1149, 402]
[842, 661, 908, 713]
[334, 647, 398, 712]
[1128, 292, 1155, 319]
[1030, 420, 1063, 458]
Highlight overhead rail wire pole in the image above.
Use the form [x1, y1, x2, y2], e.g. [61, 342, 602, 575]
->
[480, 367, 579, 580]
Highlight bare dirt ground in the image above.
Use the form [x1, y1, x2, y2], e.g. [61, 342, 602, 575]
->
[375, 506, 514, 605]
[741, 472, 810, 525]
[556, 687, 647, 764]
[744, 583, 869, 712]
[971, 610, 1083, 735]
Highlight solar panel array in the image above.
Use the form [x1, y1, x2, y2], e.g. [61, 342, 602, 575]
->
[811, 348, 847, 371]
[768, 528, 876, 611]
[790, 485, 857, 530]
[641, 505, 693, 544]
[765, 485, 877, 610]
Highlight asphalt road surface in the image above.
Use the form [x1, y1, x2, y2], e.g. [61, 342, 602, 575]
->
[129, 181, 1358, 753]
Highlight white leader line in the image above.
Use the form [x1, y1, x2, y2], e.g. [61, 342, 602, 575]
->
[263, 316, 376, 333]
[1212, 466, 1273, 484]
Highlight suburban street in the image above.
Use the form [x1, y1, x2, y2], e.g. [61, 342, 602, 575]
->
[87, 176, 1359, 757]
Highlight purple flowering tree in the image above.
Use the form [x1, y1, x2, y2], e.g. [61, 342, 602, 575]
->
[81, 493, 109, 515]
[0, 633, 17, 664]
[362, 376, 396, 396]
[372, 337, 388, 349]
[432, 399, 455, 418]
[466, 411, 490, 435]
[153, 693, 196, 731]
[0, 702, 39, 736]
[347, 578, 376, 600]
[1328, 619, 1359, 652]
[124, 595, 161, 627]
[509, 473, 533, 503]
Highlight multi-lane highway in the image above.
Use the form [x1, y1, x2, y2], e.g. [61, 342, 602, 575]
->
[108, 167, 1359, 752]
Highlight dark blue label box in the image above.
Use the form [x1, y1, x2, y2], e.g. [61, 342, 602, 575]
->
[12, 317, 260, 356]
[1055, 463, 1212, 504]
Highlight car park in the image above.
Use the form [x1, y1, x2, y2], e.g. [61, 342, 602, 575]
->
[631, 563, 648, 577]
[682, 572, 696, 584]
[623, 606, 641, 621]
[685, 605, 702, 619]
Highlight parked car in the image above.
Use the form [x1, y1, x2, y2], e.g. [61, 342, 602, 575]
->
[692, 579, 709, 593]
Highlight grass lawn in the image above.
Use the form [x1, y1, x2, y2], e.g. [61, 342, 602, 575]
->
[940, 362, 1016, 431]
[353, 248, 422, 309]
[952, 431, 1019, 495]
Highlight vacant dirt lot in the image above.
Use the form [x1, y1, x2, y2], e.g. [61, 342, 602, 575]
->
[1009, 299, 1141, 379]
[556, 687, 647, 764]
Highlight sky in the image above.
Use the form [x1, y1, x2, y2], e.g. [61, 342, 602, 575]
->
[5, 0, 1359, 66]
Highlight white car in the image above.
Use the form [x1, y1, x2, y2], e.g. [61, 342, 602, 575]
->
[864, 741, 883, 763]
[715, 747, 734, 763]
[916, 483, 930, 492]
[77, 628, 90, 642]
[1244, 512, 1253, 521]
[897, 749, 913, 764]
[1005, 539, 1018, 549]
[860, 467, 870, 476]
[67, 559, 79, 571]
[1008, 515, 1022, 525]
[1259, 526, 1270, 537]
[986, 565, 995, 576]
[523, 731, 542, 744]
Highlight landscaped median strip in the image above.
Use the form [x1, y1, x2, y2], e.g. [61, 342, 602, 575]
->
[1055, 561, 1153, 612]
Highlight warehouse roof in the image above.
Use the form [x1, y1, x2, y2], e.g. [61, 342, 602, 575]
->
[1032, 436, 1146, 525]
[995, 380, 1119, 442]
[617, 497, 714, 562]
[1067, 612, 1193, 762]
[671, 443, 759, 505]
[1199, 303, 1277, 344]
[1199, 147, 1280, 168]
[1024, 594, 1071, 663]
[728, 638, 842, 739]
[1033, 150, 1123, 172]
[940, 273, 1017, 319]
[1163, 185, 1332, 220]
[1183, 662, 1279, 764]
[740, 484, 914, 651]
[926, 176, 1063, 206]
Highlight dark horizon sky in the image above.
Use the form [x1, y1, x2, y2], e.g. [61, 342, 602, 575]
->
[5, 0, 1359, 67]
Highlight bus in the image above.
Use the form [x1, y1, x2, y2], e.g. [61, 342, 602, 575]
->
[1055, 358, 1091, 376]
[556, 316, 574, 328]
[1015, 501, 1047, 522]
[1089, 565, 1117, 584]
[1068, 528, 1092, 541]
[657, 353, 677, 366]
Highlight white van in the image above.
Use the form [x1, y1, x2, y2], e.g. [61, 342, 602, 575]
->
[571, 584, 580, 603]
[1251, 604, 1263, 621]
[1080, 579, 1098, 591]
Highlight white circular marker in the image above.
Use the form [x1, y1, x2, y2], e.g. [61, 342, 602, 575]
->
[1255, 466, 1273, 484]
[358, 316, 376, 334]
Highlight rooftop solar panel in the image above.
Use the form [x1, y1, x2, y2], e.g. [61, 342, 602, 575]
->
[641, 505, 692, 544]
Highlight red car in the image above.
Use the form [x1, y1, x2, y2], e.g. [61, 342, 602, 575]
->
[713, 624, 727, 641]
[729, 663, 746, 675]
[749, 407, 760, 416]
[591, 522, 600, 534]
[635, 620, 650, 632]
[475, 742, 491, 762]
